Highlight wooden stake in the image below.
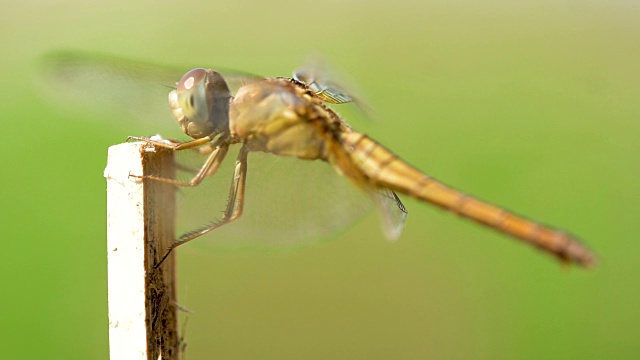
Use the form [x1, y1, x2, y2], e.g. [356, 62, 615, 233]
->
[105, 142, 179, 360]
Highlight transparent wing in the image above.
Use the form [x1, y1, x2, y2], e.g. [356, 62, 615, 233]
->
[37, 51, 377, 252]
[292, 58, 372, 115]
[293, 68, 354, 104]
[173, 146, 374, 253]
[371, 188, 408, 241]
[37, 50, 262, 136]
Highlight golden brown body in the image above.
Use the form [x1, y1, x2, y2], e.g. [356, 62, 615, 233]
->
[39, 53, 597, 267]
[227, 78, 595, 267]
[132, 68, 597, 268]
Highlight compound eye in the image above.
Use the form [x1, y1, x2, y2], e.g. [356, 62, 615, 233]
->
[177, 68, 207, 93]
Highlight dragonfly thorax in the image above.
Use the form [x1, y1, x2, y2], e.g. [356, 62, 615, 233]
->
[229, 79, 336, 160]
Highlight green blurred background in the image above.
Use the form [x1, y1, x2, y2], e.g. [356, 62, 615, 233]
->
[1, 0, 638, 359]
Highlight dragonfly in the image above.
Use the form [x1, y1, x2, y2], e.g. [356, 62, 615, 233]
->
[41, 51, 596, 267]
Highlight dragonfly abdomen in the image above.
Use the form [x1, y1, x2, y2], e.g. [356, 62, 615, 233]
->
[341, 132, 596, 267]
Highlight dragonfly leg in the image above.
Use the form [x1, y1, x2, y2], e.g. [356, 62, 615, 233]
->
[131, 137, 229, 187]
[127, 135, 215, 151]
[155, 144, 249, 267]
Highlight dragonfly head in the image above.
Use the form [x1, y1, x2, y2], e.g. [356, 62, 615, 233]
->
[168, 68, 231, 139]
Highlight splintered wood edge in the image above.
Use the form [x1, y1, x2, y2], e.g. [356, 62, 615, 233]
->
[105, 142, 179, 360]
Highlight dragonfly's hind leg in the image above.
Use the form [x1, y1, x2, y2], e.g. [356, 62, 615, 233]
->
[156, 144, 249, 267]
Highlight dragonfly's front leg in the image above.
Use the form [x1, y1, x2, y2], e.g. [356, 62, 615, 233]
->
[130, 137, 229, 187]
[156, 144, 249, 267]
[127, 135, 215, 151]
